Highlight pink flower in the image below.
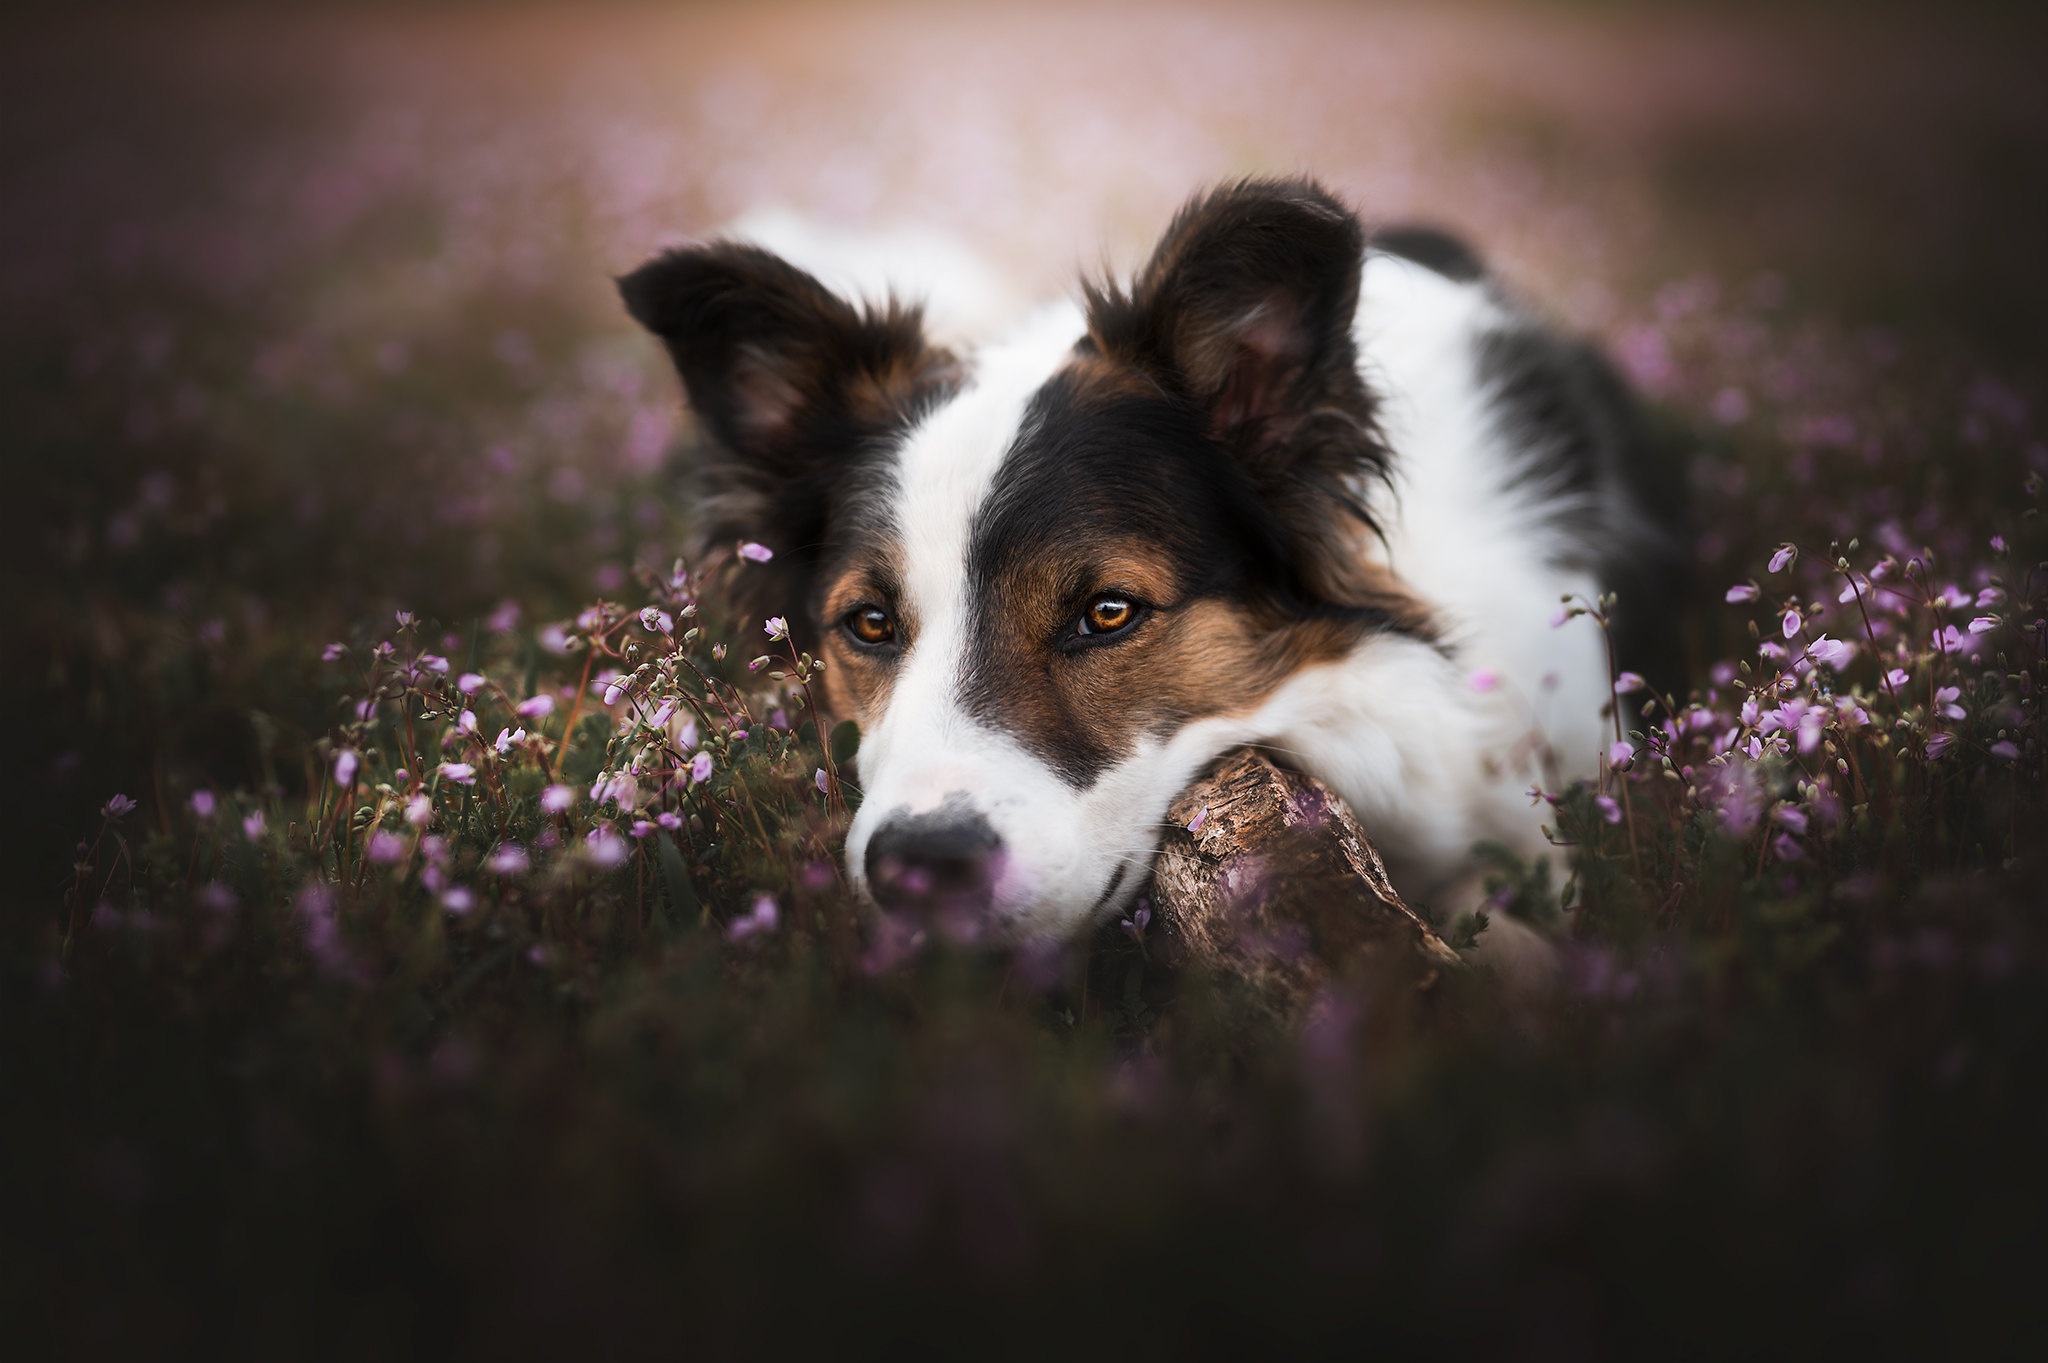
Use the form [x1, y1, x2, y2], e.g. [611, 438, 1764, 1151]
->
[1886, 668, 1911, 691]
[1935, 686, 1966, 721]
[405, 794, 433, 827]
[242, 810, 266, 841]
[486, 844, 529, 875]
[764, 616, 789, 640]
[602, 678, 625, 706]
[103, 793, 138, 819]
[1725, 584, 1758, 604]
[437, 762, 477, 785]
[814, 767, 830, 794]
[737, 541, 774, 563]
[1549, 604, 1572, 629]
[1968, 616, 1999, 635]
[585, 828, 629, 868]
[689, 752, 714, 784]
[190, 789, 217, 819]
[493, 727, 525, 755]
[1614, 671, 1645, 695]
[1187, 806, 1209, 833]
[1925, 733, 1956, 759]
[1609, 741, 1635, 771]
[418, 654, 450, 674]
[727, 895, 780, 941]
[366, 830, 407, 864]
[334, 750, 359, 788]
[457, 671, 486, 694]
[1467, 668, 1499, 693]
[394, 610, 416, 628]
[540, 784, 575, 814]
[516, 694, 555, 719]
[1781, 608, 1802, 639]
[1807, 635, 1853, 669]
[1990, 741, 2021, 761]
[1773, 804, 1809, 834]
[442, 885, 475, 915]
[322, 642, 346, 662]
[1768, 545, 1796, 573]
[1771, 834, 1804, 862]
[1594, 794, 1622, 824]
[640, 606, 674, 635]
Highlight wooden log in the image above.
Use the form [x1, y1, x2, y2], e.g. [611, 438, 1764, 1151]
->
[1145, 749, 1462, 1008]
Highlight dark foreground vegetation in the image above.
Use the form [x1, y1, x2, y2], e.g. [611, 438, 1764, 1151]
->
[6, 3, 2046, 1357]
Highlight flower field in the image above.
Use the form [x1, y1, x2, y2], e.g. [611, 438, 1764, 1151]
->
[7, 3, 2047, 1356]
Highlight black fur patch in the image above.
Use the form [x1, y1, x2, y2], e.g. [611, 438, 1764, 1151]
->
[1477, 325, 1693, 690]
[1373, 225, 1487, 282]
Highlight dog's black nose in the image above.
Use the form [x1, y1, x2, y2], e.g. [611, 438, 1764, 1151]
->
[865, 804, 1004, 914]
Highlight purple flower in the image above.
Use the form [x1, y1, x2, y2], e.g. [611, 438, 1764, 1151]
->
[441, 885, 475, 915]
[190, 789, 217, 819]
[675, 717, 698, 750]
[764, 616, 789, 640]
[1773, 804, 1809, 835]
[1118, 901, 1153, 944]
[540, 784, 574, 814]
[1614, 671, 1646, 695]
[1467, 667, 1499, 693]
[516, 693, 555, 719]
[103, 793, 138, 820]
[640, 606, 674, 635]
[689, 752, 714, 784]
[1935, 686, 1966, 721]
[728, 894, 780, 941]
[395, 610, 416, 628]
[1609, 741, 1634, 771]
[1990, 535, 2008, 553]
[602, 677, 625, 706]
[404, 794, 433, 827]
[1925, 733, 1956, 759]
[1725, 584, 1759, 604]
[1968, 616, 1998, 635]
[1768, 545, 1796, 574]
[242, 810, 266, 841]
[418, 654, 450, 675]
[1771, 833, 1805, 862]
[493, 726, 525, 755]
[322, 642, 347, 662]
[1886, 667, 1911, 691]
[457, 671, 487, 694]
[814, 767, 830, 794]
[1807, 635, 1854, 669]
[1549, 604, 1573, 629]
[334, 750, 360, 788]
[1187, 805, 1209, 834]
[1990, 741, 2021, 761]
[486, 844, 529, 875]
[737, 541, 774, 563]
[437, 762, 477, 785]
[648, 698, 677, 728]
[1594, 794, 1622, 824]
[585, 828, 629, 868]
[1781, 608, 1802, 639]
[366, 830, 407, 864]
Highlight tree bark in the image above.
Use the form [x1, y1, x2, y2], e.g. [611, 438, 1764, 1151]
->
[1145, 749, 1461, 1008]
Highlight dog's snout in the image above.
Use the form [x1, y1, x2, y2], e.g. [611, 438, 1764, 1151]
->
[865, 804, 1004, 914]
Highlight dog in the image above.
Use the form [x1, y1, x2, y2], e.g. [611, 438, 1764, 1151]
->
[620, 177, 1686, 976]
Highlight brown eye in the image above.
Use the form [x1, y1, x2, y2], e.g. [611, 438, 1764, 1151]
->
[844, 606, 895, 647]
[1079, 596, 1138, 637]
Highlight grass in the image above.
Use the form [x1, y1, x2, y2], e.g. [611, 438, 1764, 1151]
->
[6, 3, 2048, 1358]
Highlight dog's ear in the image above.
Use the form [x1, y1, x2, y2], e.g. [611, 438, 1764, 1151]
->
[1084, 178, 1374, 481]
[618, 243, 957, 559]
[1086, 180, 1402, 616]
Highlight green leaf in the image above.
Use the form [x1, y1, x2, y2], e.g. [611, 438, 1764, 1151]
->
[828, 719, 861, 767]
[655, 832, 697, 933]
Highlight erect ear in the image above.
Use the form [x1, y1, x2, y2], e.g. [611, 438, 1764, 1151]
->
[1084, 178, 1374, 479]
[618, 242, 958, 556]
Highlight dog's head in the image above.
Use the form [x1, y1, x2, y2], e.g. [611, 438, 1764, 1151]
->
[622, 178, 1429, 942]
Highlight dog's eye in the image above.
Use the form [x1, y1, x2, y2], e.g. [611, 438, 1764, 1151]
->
[1077, 596, 1139, 638]
[843, 606, 896, 648]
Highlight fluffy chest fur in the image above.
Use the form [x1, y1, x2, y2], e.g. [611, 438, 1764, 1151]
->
[620, 179, 1683, 945]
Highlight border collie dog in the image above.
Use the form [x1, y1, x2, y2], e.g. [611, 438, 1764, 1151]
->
[621, 178, 1684, 973]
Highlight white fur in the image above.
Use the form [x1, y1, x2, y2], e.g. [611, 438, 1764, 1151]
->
[842, 247, 1614, 965]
